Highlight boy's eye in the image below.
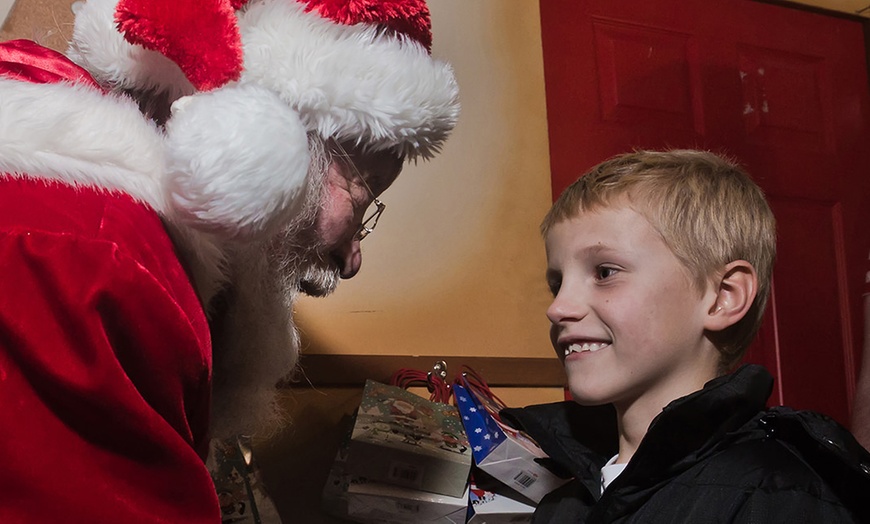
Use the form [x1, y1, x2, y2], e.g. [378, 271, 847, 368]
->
[546, 276, 561, 297]
[595, 266, 619, 281]
[548, 281, 560, 297]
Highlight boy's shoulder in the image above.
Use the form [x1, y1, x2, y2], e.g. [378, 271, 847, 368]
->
[745, 406, 870, 482]
[702, 406, 870, 520]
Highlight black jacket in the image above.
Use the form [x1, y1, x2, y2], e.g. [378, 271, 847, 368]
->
[501, 365, 870, 523]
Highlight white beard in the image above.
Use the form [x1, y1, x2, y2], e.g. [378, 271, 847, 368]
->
[208, 243, 299, 440]
[208, 141, 340, 440]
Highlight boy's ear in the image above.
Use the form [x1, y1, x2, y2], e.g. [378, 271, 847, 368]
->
[704, 260, 758, 332]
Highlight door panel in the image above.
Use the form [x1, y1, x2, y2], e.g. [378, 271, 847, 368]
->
[593, 20, 703, 135]
[766, 197, 850, 419]
[540, 0, 870, 426]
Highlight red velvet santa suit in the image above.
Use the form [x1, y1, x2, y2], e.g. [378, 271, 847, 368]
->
[0, 40, 219, 523]
[0, 0, 459, 519]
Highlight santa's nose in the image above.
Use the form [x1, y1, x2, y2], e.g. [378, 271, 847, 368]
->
[333, 238, 362, 279]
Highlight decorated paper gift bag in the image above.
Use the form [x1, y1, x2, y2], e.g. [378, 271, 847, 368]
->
[323, 368, 473, 523]
[208, 436, 282, 523]
[454, 371, 570, 504]
[345, 378, 472, 498]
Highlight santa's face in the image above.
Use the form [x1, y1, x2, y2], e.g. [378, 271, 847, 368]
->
[295, 143, 403, 297]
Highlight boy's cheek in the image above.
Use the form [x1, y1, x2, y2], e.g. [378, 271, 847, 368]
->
[549, 325, 565, 362]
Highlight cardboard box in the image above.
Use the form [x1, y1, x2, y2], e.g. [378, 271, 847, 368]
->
[323, 430, 468, 524]
[347, 480, 469, 523]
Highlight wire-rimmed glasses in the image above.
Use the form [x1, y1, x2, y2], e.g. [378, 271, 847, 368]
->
[330, 142, 386, 241]
[357, 191, 385, 241]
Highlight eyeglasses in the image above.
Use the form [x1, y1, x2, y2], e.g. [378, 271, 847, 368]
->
[331, 143, 386, 241]
[357, 179, 385, 241]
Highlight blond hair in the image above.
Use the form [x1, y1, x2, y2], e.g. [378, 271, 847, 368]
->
[542, 150, 776, 371]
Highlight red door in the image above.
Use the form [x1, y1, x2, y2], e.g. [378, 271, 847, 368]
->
[540, 0, 870, 427]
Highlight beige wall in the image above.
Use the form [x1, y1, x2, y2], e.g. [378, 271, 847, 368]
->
[295, 0, 557, 365]
[0, 0, 75, 50]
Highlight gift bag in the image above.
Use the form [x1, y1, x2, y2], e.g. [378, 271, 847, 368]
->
[454, 369, 569, 504]
[208, 436, 282, 523]
[345, 375, 471, 498]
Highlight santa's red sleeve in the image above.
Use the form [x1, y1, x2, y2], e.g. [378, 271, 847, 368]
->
[0, 178, 219, 523]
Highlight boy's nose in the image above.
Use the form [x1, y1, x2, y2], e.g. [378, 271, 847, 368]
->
[546, 289, 587, 325]
[546, 300, 565, 325]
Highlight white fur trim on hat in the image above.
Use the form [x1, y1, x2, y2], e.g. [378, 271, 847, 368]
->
[67, 0, 460, 159]
[238, 0, 459, 159]
[67, 0, 195, 101]
[164, 83, 310, 240]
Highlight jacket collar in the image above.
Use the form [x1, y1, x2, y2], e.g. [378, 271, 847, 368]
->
[624, 364, 773, 484]
[503, 365, 774, 500]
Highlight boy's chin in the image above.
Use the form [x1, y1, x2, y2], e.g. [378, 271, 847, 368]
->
[565, 378, 611, 407]
[568, 394, 610, 407]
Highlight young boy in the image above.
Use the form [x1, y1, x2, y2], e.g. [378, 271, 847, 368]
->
[501, 150, 870, 522]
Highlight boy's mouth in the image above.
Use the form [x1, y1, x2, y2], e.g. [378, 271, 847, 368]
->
[564, 342, 610, 357]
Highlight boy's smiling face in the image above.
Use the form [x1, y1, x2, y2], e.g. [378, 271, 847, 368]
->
[545, 201, 721, 414]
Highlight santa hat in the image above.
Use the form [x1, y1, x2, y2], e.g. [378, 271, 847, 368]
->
[67, 0, 459, 240]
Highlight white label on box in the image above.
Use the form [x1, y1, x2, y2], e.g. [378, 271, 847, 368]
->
[394, 500, 421, 514]
[512, 470, 538, 489]
[387, 460, 424, 488]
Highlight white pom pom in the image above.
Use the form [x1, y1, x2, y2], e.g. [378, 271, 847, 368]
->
[164, 84, 311, 240]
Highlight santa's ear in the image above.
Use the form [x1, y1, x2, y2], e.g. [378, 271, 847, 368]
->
[704, 260, 758, 332]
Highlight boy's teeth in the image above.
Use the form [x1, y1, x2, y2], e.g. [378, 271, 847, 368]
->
[565, 342, 608, 356]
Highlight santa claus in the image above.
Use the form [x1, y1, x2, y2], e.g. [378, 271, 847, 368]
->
[0, 0, 458, 521]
